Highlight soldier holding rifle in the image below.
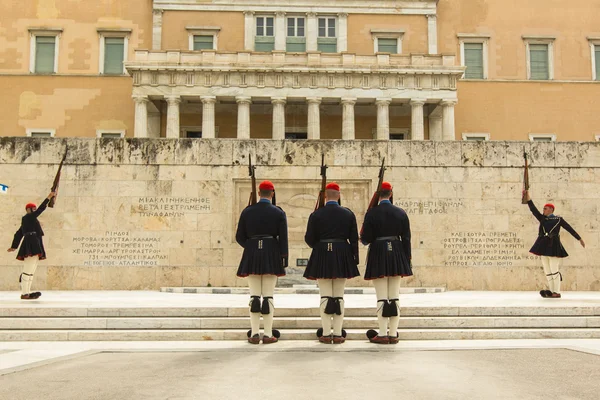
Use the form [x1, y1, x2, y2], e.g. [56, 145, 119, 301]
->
[304, 155, 360, 344]
[7, 149, 66, 300]
[360, 160, 412, 344]
[235, 155, 288, 344]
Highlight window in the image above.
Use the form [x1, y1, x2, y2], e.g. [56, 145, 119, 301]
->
[186, 131, 203, 138]
[98, 29, 130, 75]
[29, 28, 61, 74]
[523, 36, 554, 80]
[193, 35, 213, 50]
[26, 129, 55, 137]
[595, 134, 600, 142]
[285, 132, 307, 140]
[181, 126, 219, 138]
[255, 16, 275, 52]
[378, 39, 398, 54]
[589, 39, 600, 81]
[462, 133, 490, 141]
[187, 27, 220, 51]
[97, 130, 125, 138]
[390, 133, 406, 140]
[286, 17, 306, 52]
[373, 128, 407, 140]
[458, 35, 490, 80]
[317, 17, 337, 53]
[529, 134, 556, 142]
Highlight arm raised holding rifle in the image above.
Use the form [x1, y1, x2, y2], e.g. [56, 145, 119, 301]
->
[359, 159, 413, 345]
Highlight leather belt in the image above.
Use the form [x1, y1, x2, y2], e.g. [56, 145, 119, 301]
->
[319, 239, 347, 243]
[24, 232, 37, 236]
[250, 235, 274, 239]
[376, 236, 401, 241]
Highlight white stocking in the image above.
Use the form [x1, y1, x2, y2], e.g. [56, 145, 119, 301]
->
[541, 256, 552, 291]
[372, 278, 389, 336]
[261, 275, 277, 337]
[332, 278, 346, 337]
[247, 275, 262, 336]
[548, 257, 561, 293]
[388, 276, 402, 337]
[317, 279, 333, 336]
[22, 257, 38, 295]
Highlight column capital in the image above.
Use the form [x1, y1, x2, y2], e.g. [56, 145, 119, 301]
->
[236, 96, 252, 105]
[341, 97, 357, 105]
[132, 95, 149, 104]
[338, 13, 349, 18]
[440, 99, 458, 106]
[200, 95, 217, 104]
[243, 10, 255, 16]
[275, 11, 286, 17]
[410, 98, 427, 106]
[375, 98, 392, 106]
[164, 95, 181, 105]
[306, 96, 322, 104]
[271, 97, 287, 105]
[426, 14, 437, 20]
[306, 12, 317, 17]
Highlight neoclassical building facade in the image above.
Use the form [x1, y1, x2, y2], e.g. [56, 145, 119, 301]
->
[1, 0, 599, 141]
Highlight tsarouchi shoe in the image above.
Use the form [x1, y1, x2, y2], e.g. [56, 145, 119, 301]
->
[548, 292, 562, 299]
[369, 335, 390, 344]
[248, 334, 260, 344]
[262, 336, 278, 344]
[539, 290, 552, 298]
[332, 335, 346, 344]
[319, 335, 333, 344]
[388, 334, 399, 344]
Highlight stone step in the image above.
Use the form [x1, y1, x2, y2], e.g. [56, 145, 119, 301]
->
[3, 306, 600, 318]
[1, 316, 599, 330]
[1, 328, 600, 341]
[160, 287, 447, 295]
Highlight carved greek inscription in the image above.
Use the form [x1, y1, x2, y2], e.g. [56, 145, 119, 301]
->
[134, 197, 211, 217]
[395, 199, 465, 215]
[72, 231, 169, 267]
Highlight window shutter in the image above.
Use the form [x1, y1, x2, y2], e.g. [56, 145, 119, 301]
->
[464, 42, 484, 79]
[104, 37, 125, 75]
[193, 35, 214, 50]
[529, 44, 549, 80]
[317, 38, 337, 53]
[35, 36, 56, 74]
[377, 38, 398, 54]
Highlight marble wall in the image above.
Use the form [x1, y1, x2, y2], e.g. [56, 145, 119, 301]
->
[1, 137, 599, 291]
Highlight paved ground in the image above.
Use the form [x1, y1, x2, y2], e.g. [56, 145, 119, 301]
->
[2, 290, 600, 310]
[1, 348, 599, 400]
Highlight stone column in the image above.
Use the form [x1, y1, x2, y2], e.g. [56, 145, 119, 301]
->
[244, 11, 255, 51]
[271, 97, 286, 140]
[165, 95, 181, 139]
[236, 96, 252, 139]
[341, 97, 356, 140]
[427, 15, 438, 54]
[410, 99, 426, 141]
[428, 106, 443, 141]
[338, 13, 348, 52]
[152, 10, 163, 50]
[201, 96, 217, 139]
[307, 97, 321, 140]
[306, 13, 318, 52]
[133, 95, 149, 138]
[275, 12, 286, 51]
[375, 98, 392, 140]
[441, 99, 457, 141]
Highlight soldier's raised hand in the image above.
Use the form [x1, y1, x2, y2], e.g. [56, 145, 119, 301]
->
[47, 191, 57, 199]
[580, 239, 586, 248]
[7, 248, 15, 252]
[522, 190, 531, 202]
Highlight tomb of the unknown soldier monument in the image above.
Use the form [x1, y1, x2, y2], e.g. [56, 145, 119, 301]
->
[1, 1, 599, 399]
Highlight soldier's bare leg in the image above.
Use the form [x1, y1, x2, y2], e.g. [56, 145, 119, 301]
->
[247, 275, 262, 341]
[317, 279, 334, 340]
[372, 278, 389, 337]
[332, 278, 346, 340]
[387, 276, 402, 342]
[261, 275, 277, 338]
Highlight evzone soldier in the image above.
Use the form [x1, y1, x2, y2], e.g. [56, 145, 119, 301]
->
[236, 181, 288, 344]
[7, 191, 57, 300]
[304, 182, 360, 344]
[360, 182, 412, 344]
[523, 190, 585, 298]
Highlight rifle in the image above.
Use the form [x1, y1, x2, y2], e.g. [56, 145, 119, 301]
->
[248, 153, 257, 206]
[49, 148, 68, 208]
[314, 154, 327, 210]
[521, 150, 529, 204]
[366, 158, 387, 211]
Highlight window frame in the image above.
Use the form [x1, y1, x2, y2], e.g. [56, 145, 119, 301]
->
[595, 134, 600, 142]
[371, 30, 404, 55]
[458, 34, 490, 80]
[186, 26, 220, 51]
[286, 16, 306, 52]
[255, 16, 275, 38]
[180, 126, 220, 139]
[462, 133, 490, 141]
[588, 37, 600, 81]
[29, 28, 62, 74]
[26, 128, 56, 138]
[523, 36, 555, 81]
[96, 129, 125, 138]
[529, 133, 556, 142]
[98, 29, 131, 75]
[317, 16, 336, 38]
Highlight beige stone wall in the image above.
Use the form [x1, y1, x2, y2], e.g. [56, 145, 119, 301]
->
[1, 138, 599, 291]
[347, 14, 427, 55]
